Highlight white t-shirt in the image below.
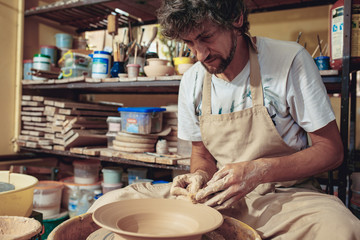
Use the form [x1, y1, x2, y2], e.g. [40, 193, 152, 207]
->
[177, 37, 335, 151]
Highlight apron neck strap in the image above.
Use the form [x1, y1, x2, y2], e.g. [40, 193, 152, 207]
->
[249, 44, 264, 107]
[202, 41, 263, 115]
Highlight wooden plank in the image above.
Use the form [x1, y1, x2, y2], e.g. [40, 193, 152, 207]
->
[64, 132, 107, 149]
[111, 150, 156, 163]
[32, 96, 45, 102]
[21, 130, 44, 137]
[22, 95, 32, 101]
[44, 106, 57, 116]
[177, 158, 190, 166]
[22, 107, 45, 111]
[18, 135, 41, 142]
[21, 111, 44, 116]
[21, 100, 44, 107]
[102, 77, 119, 82]
[83, 147, 105, 156]
[23, 121, 47, 127]
[44, 133, 55, 140]
[100, 148, 117, 157]
[54, 101, 118, 111]
[155, 157, 178, 165]
[58, 108, 119, 117]
[53, 145, 65, 151]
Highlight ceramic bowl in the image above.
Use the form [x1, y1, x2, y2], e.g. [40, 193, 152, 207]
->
[92, 198, 223, 240]
[173, 57, 194, 74]
[0, 171, 38, 217]
[177, 63, 194, 75]
[144, 65, 175, 77]
[146, 58, 169, 66]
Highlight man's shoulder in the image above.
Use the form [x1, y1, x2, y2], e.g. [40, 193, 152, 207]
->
[257, 36, 303, 55]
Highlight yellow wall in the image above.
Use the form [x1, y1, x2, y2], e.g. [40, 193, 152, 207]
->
[0, 0, 22, 154]
[249, 5, 330, 57]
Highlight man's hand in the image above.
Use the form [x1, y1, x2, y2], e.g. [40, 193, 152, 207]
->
[196, 160, 268, 210]
[170, 170, 210, 200]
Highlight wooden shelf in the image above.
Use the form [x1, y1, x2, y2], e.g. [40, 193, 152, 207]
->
[24, 0, 336, 33]
[20, 147, 190, 171]
[22, 78, 341, 95]
[22, 80, 181, 95]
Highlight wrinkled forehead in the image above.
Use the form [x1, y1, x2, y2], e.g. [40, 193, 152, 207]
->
[178, 20, 220, 41]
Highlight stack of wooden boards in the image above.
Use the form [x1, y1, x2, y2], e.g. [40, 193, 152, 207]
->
[18, 95, 119, 150]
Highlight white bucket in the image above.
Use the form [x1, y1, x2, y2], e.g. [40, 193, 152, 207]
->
[33, 54, 51, 80]
[92, 51, 111, 79]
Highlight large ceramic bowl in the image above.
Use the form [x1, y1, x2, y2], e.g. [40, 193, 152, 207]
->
[92, 198, 223, 240]
[0, 171, 38, 217]
[144, 65, 175, 77]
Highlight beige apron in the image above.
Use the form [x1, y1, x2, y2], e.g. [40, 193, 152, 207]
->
[89, 44, 360, 240]
[197, 45, 360, 239]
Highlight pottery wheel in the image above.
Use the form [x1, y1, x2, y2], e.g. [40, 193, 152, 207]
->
[87, 216, 261, 240]
[87, 228, 223, 240]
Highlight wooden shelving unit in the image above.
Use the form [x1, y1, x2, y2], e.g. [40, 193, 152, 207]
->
[21, 0, 359, 205]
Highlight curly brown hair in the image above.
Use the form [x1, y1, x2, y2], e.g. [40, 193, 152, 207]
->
[157, 0, 250, 40]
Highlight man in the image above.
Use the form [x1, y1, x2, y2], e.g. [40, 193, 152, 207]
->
[156, 0, 360, 239]
[89, 0, 360, 238]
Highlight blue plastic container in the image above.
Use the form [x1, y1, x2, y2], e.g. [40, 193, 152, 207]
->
[55, 33, 73, 49]
[40, 45, 58, 65]
[118, 107, 166, 134]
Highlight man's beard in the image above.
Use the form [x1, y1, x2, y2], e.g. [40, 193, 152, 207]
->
[201, 33, 237, 74]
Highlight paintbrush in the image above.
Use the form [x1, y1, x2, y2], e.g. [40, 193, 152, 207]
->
[317, 34, 323, 56]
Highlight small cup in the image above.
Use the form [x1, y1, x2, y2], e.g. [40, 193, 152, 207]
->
[314, 56, 330, 70]
[127, 63, 141, 78]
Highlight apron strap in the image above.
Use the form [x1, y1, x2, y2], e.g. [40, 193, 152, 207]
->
[201, 37, 264, 115]
[202, 72, 212, 116]
[249, 45, 264, 107]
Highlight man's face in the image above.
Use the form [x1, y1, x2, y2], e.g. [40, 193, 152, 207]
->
[181, 21, 237, 74]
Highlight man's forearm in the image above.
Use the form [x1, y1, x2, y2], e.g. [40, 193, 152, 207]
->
[260, 120, 343, 184]
[190, 141, 218, 178]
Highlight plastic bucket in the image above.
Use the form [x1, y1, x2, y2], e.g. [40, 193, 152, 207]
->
[33, 181, 64, 219]
[73, 160, 100, 184]
[40, 45, 58, 65]
[102, 167, 123, 184]
[55, 33, 73, 49]
[60, 177, 101, 210]
[127, 168, 148, 185]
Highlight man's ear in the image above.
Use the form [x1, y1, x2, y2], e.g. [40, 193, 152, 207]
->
[232, 14, 243, 28]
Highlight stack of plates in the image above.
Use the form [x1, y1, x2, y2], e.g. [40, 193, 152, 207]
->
[112, 132, 158, 153]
